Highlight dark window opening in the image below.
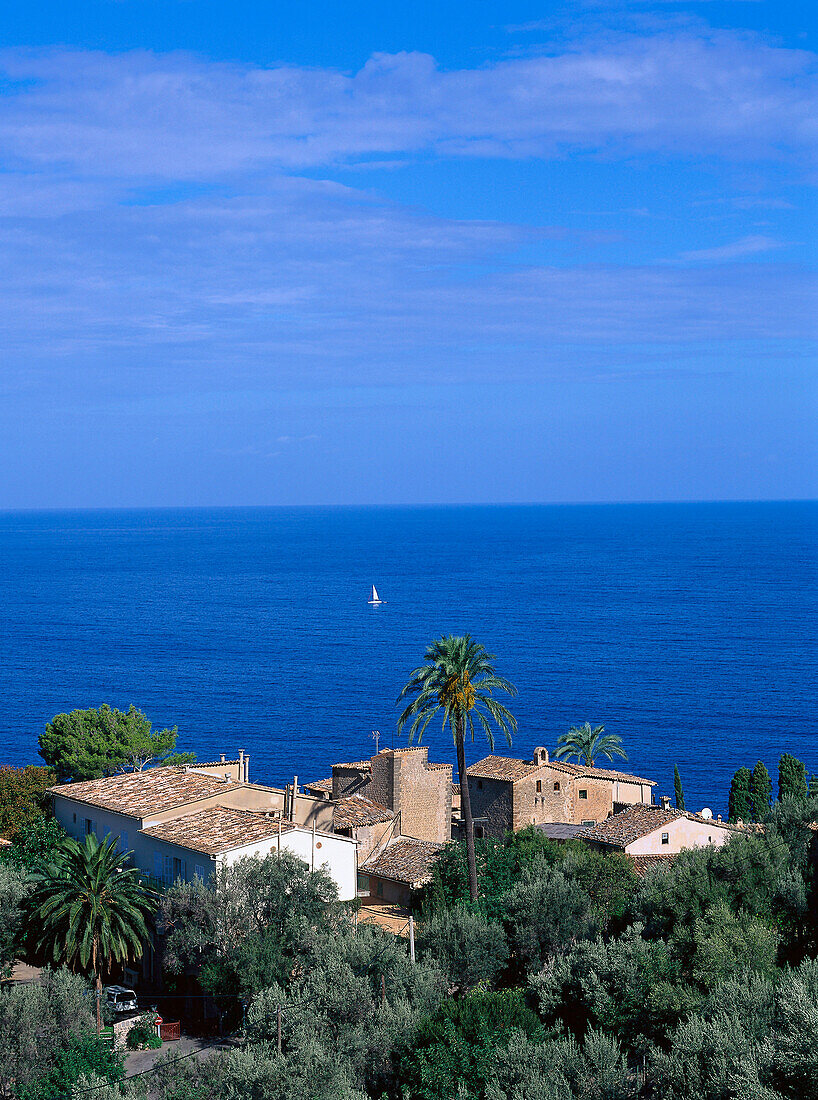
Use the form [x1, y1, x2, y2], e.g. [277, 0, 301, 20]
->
[477, 780, 483, 789]
[474, 826, 484, 839]
[578, 790, 588, 800]
[536, 780, 542, 793]
[554, 782, 560, 791]
[661, 832, 669, 845]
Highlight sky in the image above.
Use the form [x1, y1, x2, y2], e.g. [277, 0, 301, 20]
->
[0, 0, 815, 508]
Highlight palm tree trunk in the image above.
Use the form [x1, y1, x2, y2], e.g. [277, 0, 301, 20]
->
[93, 940, 101, 1036]
[456, 720, 479, 902]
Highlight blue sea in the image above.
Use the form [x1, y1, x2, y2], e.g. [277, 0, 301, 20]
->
[0, 502, 815, 815]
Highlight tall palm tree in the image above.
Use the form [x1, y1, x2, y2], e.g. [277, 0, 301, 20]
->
[30, 834, 157, 1032]
[397, 635, 517, 902]
[554, 722, 627, 768]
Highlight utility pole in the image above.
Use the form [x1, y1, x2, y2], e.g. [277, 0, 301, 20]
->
[408, 916, 415, 964]
[372, 730, 380, 754]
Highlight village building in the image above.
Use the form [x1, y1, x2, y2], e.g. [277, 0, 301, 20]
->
[306, 745, 453, 846]
[359, 836, 444, 906]
[580, 803, 735, 859]
[49, 758, 357, 900]
[465, 747, 656, 838]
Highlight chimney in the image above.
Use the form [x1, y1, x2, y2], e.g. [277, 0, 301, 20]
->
[239, 750, 245, 780]
[660, 795, 671, 810]
[220, 754, 226, 763]
[244, 754, 250, 783]
[533, 747, 549, 767]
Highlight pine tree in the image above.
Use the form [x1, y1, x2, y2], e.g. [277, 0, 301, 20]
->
[728, 767, 752, 822]
[750, 760, 773, 821]
[778, 753, 808, 802]
[673, 764, 685, 811]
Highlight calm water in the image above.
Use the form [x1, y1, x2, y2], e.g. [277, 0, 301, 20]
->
[0, 503, 815, 815]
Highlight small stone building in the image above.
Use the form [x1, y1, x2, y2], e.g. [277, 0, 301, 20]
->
[359, 836, 444, 906]
[327, 747, 452, 845]
[465, 748, 656, 838]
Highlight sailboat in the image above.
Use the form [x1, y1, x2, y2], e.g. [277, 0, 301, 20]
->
[368, 584, 384, 605]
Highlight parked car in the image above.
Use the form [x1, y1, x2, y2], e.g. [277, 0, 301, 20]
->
[104, 985, 138, 1014]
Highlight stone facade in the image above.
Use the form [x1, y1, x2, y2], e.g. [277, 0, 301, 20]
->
[331, 747, 452, 845]
[466, 748, 656, 838]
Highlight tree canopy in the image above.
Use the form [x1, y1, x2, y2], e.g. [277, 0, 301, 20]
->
[554, 723, 627, 768]
[38, 704, 194, 782]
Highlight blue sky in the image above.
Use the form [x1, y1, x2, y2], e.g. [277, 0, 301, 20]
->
[1, 0, 815, 507]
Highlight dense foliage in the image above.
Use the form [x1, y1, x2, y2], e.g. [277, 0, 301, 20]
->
[38, 704, 194, 782]
[0, 767, 56, 839]
[146, 795, 818, 1100]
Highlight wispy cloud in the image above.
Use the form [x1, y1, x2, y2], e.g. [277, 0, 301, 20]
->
[0, 25, 814, 185]
[679, 234, 786, 262]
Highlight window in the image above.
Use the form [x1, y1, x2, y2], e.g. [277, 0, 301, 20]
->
[163, 855, 174, 884]
[661, 832, 669, 845]
[581, 820, 595, 827]
[536, 780, 542, 793]
[153, 852, 162, 879]
[194, 864, 207, 881]
[84, 818, 94, 835]
[554, 782, 560, 791]
[119, 831, 129, 853]
[72, 813, 77, 824]
[578, 790, 588, 800]
[477, 780, 483, 790]
[172, 857, 186, 882]
[474, 826, 484, 839]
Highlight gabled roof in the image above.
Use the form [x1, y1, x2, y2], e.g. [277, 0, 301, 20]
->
[50, 767, 244, 819]
[140, 805, 295, 855]
[332, 795, 393, 830]
[547, 760, 656, 786]
[581, 806, 683, 846]
[630, 854, 678, 877]
[467, 756, 539, 782]
[361, 837, 444, 888]
[582, 805, 736, 848]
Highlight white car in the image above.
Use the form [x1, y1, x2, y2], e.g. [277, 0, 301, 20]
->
[104, 985, 138, 1014]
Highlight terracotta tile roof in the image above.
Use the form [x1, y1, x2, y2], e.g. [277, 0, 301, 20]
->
[304, 778, 334, 794]
[581, 805, 684, 847]
[332, 795, 393, 830]
[361, 837, 444, 888]
[582, 805, 737, 848]
[535, 823, 591, 841]
[196, 759, 240, 767]
[140, 805, 295, 855]
[546, 760, 656, 786]
[630, 854, 678, 877]
[333, 761, 372, 771]
[467, 756, 540, 782]
[50, 767, 244, 819]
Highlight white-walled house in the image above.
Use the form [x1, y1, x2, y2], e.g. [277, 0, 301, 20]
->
[581, 804, 736, 857]
[50, 765, 358, 901]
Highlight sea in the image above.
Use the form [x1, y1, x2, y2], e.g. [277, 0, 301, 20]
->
[0, 502, 815, 816]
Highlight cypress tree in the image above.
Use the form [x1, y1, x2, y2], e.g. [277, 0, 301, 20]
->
[673, 764, 685, 811]
[778, 753, 808, 802]
[728, 767, 752, 822]
[750, 760, 773, 821]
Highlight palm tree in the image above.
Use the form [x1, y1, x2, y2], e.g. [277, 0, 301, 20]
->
[397, 635, 517, 902]
[554, 722, 627, 768]
[30, 834, 157, 1032]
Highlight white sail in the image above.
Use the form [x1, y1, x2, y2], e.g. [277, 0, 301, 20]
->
[370, 585, 380, 602]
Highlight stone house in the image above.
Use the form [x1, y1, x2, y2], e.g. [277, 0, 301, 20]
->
[581, 804, 735, 857]
[331, 794, 395, 861]
[309, 746, 453, 846]
[465, 748, 656, 838]
[359, 836, 444, 906]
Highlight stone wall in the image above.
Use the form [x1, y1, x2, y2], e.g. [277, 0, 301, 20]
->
[467, 776, 514, 838]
